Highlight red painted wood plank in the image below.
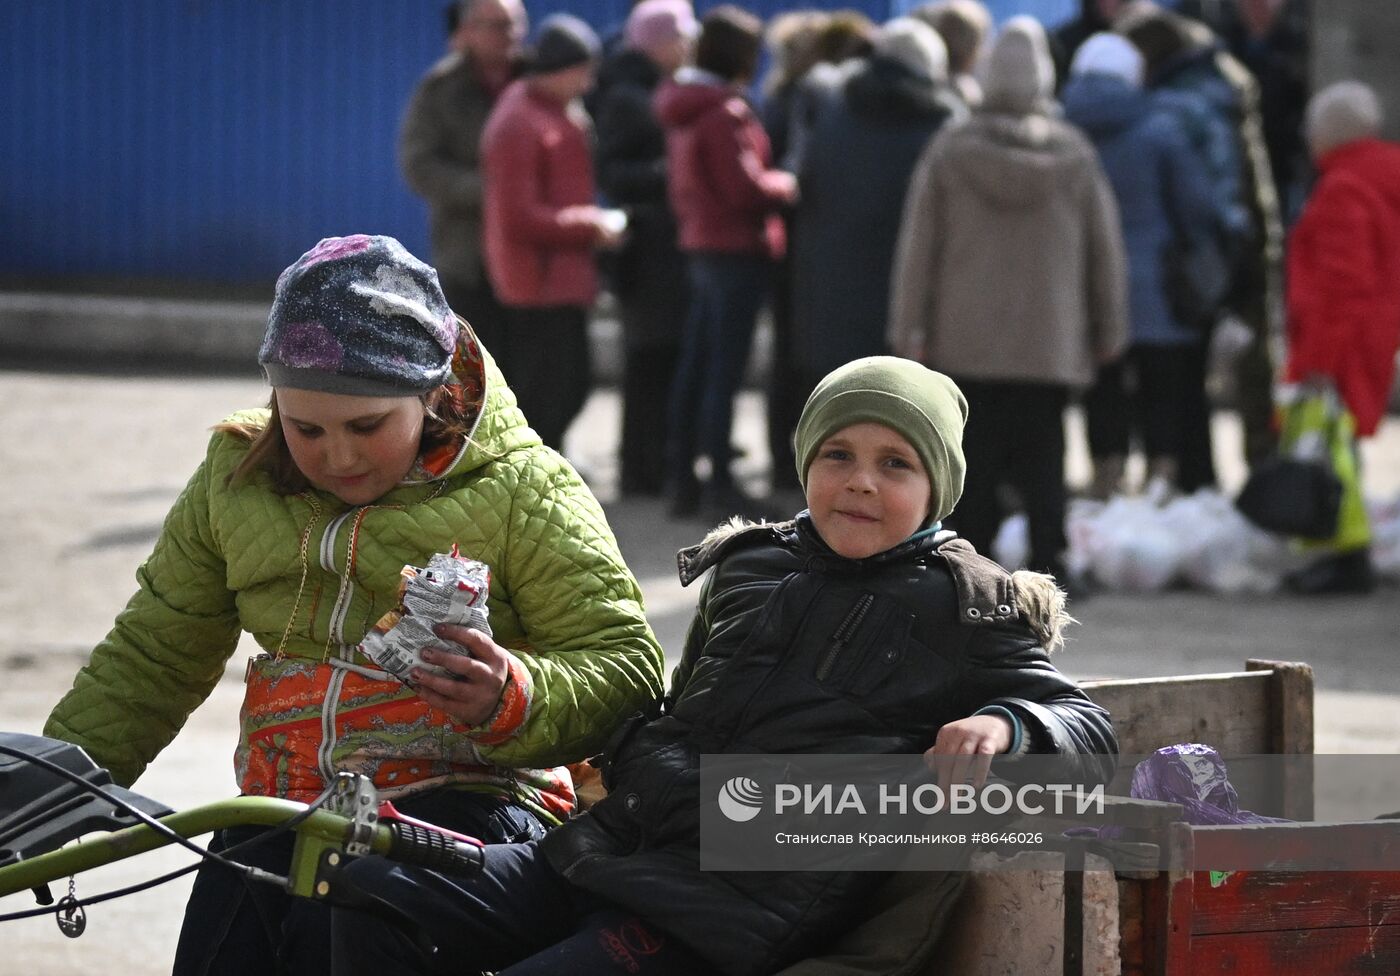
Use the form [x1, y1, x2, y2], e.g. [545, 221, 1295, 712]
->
[1191, 870, 1400, 936]
[1190, 821, 1400, 872]
[1190, 925, 1400, 974]
[1148, 823, 1196, 976]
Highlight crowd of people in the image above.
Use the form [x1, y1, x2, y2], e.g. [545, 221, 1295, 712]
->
[395, 0, 1398, 594]
[33, 2, 1397, 971]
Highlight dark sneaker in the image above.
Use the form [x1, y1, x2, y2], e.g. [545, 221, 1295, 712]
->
[666, 476, 702, 519]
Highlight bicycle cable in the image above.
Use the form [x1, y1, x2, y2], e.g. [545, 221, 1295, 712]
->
[0, 746, 337, 922]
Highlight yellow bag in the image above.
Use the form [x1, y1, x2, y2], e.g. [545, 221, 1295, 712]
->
[1277, 385, 1371, 553]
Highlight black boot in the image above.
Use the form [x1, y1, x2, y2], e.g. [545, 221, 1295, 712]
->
[701, 477, 781, 524]
[1284, 550, 1377, 595]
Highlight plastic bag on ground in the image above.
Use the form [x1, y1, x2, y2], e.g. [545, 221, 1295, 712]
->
[992, 512, 1029, 570]
[1370, 493, 1400, 580]
[1165, 490, 1298, 595]
[1068, 495, 1183, 592]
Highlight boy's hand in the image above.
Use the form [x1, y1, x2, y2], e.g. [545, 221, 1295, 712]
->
[411, 625, 510, 727]
[923, 715, 1015, 792]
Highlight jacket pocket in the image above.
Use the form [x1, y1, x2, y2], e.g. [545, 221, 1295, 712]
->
[814, 595, 916, 699]
[814, 592, 877, 682]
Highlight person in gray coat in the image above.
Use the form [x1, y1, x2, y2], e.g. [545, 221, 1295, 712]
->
[889, 16, 1128, 583]
[398, 0, 526, 365]
[792, 18, 965, 400]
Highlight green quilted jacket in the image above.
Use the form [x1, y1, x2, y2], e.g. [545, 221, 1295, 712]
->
[45, 336, 664, 822]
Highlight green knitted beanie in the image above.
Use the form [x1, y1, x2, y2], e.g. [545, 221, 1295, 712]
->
[793, 357, 968, 526]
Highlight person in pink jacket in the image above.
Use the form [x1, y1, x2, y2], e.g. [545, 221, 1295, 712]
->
[1283, 81, 1400, 594]
[482, 14, 622, 451]
[654, 5, 799, 519]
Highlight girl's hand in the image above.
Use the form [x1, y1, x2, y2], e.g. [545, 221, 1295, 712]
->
[922, 715, 1015, 792]
[411, 625, 511, 727]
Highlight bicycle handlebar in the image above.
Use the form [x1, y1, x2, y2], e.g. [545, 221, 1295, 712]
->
[383, 818, 485, 877]
[0, 794, 485, 903]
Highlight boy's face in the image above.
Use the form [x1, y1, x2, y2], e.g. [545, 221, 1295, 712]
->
[805, 422, 932, 560]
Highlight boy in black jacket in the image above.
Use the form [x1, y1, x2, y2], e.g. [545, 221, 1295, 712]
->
[331, 357, 1117, 976]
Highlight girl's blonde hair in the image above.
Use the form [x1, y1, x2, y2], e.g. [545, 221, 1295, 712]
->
[214, 384, 476, 494]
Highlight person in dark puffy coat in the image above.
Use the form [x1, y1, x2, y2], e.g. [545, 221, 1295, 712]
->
[594, 0, 698, 497]
[791, 17, 965, 400]
[654, 5, 798, 518]
[327, 357, 1117, 976]
[1063, 33, 1219, 497]
[1116, 0, 1283, 488]
[761, 9, 876, 492]
[1282, 82, 1400, 595]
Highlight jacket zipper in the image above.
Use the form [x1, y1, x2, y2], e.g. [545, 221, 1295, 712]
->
[319, 662, 350, 783]
[815, 593, 875, 681]
[320, 510, 358, 647]
[317, 509, 358, 784]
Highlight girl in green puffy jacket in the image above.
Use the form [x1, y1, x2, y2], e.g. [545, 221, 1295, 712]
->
[43, 235, 665, 974]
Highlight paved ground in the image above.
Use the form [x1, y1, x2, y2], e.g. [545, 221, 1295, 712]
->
[2, 368, 1398, 972]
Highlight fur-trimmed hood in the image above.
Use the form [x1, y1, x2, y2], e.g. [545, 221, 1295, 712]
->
[677, 515, 1072, 651]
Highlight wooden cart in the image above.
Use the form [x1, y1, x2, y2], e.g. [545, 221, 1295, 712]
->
[935, 659, 1400, 975]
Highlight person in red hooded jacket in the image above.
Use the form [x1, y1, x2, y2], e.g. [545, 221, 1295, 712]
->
[654, 4, 799, 519]
[1283, 80, 1400, 593]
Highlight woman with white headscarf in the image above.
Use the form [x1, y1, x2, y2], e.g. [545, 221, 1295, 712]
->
[890, 16, 1128, 585]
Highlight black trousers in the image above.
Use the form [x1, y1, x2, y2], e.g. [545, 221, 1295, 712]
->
[501, 305, 592, 452]
[666, 253, 770, 490]
[766, 252, 804, 493]
[1085, 344, 1202, 465]
[329, 841, 710, 975]
[172, 790, 545, 976]
[946, 378, 1069, 575]
[1175, 340, 1217, 492]
[619, 342, 679, 495]
[439, 274, 511, 379]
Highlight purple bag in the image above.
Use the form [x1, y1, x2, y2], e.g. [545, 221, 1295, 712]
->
[1128, 743, 1290, 826]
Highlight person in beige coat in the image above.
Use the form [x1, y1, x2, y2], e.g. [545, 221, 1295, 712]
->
[889, 15, 1127, 582]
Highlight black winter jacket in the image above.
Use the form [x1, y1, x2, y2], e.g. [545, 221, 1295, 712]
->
[541, 517, 1117, 975]
[792, 56, 964, 379]
[593, 47, 688, 345]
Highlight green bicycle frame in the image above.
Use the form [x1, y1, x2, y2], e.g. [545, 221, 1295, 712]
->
[0, 796, 389, 902]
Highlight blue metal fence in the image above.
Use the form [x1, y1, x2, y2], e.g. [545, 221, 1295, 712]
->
[1, 0, 1075, 282]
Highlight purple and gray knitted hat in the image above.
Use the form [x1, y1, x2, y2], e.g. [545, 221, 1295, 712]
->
[259, 235, 458, 397]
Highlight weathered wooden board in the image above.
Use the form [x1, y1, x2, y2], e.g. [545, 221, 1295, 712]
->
[1081, 671, 1274, 756]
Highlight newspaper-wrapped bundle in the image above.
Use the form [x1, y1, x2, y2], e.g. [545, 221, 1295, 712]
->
[360, 547, 492, 683]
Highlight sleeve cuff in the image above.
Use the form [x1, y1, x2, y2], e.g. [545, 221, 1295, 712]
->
[464, 651, 532, 745]
[974, 705, 1026, 756]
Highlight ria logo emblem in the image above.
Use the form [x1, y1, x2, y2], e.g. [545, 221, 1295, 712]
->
[717, 776, 764, 822]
